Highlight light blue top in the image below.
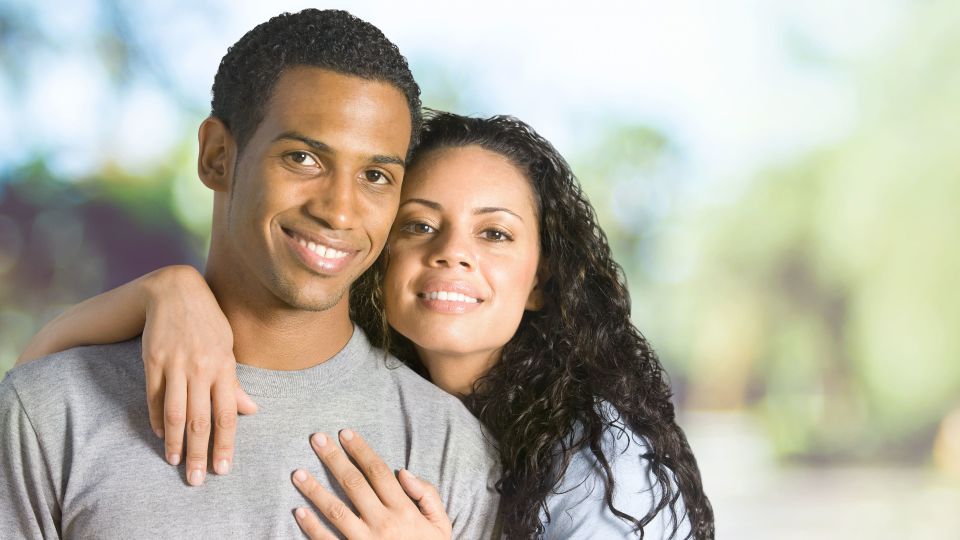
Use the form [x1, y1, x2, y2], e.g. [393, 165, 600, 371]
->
[542, 412, 691, 539]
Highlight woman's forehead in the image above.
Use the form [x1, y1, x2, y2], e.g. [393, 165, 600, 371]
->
[401, 146, 536, 210]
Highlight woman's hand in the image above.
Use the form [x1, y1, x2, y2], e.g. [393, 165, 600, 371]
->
[292, 429, 452, 540]
[140, 265, 257, 486]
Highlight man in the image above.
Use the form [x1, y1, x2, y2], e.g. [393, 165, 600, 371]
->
[0, 9, 500, 538]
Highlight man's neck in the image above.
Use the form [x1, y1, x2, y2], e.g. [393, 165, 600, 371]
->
[205, 270, 354, 371]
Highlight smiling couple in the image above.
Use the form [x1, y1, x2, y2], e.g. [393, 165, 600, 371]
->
[1, 8, 714, 540]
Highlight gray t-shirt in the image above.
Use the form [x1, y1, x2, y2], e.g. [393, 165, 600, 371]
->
[0, 327, 500, 539]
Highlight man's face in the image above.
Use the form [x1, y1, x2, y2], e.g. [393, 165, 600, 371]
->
[222, 67, 411, 311]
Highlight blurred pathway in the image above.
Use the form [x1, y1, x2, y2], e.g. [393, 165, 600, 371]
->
[684, 412, 960, 539]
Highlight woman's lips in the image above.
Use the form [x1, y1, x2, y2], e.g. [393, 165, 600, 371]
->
[415, 279, 484, 313]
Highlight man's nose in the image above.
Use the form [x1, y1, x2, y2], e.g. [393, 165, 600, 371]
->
[306, 170, 359, 229]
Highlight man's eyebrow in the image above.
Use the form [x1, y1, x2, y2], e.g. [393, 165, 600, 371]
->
[399, 198, 441, 210]
[273, 131, 405, 167]
[372, 154, 406, 168]
[273, 131, 331, 152]
[474, 207, 523, 221]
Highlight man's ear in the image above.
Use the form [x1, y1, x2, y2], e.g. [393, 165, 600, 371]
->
[525, 259, 551, 311]
[197, 116, 236, 193]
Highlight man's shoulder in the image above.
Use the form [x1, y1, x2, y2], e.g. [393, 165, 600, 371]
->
[374, 353, 481, 426]
[2, 340, 144, 415]
[6, 339, 142, 382]
[359, 348, 495, 457]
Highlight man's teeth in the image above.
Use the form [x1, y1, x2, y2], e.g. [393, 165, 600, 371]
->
[425, 291, 479, 304]
[296, 237, 348, 259]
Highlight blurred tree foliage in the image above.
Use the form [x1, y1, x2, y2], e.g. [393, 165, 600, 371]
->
[654, 1, 960, 461]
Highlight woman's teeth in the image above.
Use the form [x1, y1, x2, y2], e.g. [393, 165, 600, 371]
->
[422, 291, 479, 303]
[296, 237, 348, 259]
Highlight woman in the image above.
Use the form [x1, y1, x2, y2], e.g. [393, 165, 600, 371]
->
[20, 112, 714, 539]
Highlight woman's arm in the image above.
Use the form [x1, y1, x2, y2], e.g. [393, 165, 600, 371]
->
[16, 265, 255, 486]
[16, 267, 162, 364]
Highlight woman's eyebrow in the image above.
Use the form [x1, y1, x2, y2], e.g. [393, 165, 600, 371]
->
[474, 207, 523, 221]
[399, 199, 523, 221]
[399, 198, 441, 210]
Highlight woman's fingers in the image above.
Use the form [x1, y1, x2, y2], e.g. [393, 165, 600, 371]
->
[293, 507, 338, 540]
[297, 431, 452, 539]
[337, 429, 409, 508]
[184, 379, 212, 486]
[162, 371, 187, 467]
[398, 469, 452, 533]
[210, 374, 237, 476]
[144, 360, 166, 439]
[292, 468, 367, 538]
[235, 381, 258, 416]
[310, 432, 384, 519]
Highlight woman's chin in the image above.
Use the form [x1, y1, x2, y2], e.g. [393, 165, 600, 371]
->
[411, 340, 504, 366]
[412, 342, 479, 360]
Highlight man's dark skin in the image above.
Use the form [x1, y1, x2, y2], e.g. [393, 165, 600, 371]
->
[178, 65, 412, 484]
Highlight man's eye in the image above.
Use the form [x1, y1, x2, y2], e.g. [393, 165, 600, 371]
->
[364, 170, 390, 184]
[288, 152, 317, 167]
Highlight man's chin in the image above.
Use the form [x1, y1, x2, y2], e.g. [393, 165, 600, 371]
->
[271, 279, 350, 313]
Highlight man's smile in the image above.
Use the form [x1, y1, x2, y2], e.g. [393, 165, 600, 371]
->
[280, 226, 361, 274]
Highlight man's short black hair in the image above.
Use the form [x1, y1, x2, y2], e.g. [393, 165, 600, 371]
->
[211, 9, 421, 157]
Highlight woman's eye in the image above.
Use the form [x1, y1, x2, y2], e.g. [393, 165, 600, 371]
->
[402, 222, 436, 235]
[364, 170, 390, 184]
[288, 151, 317, 167]
[483, 229, 512, 242]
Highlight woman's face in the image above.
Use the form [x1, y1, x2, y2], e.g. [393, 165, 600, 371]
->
[384, 145, 542, 369]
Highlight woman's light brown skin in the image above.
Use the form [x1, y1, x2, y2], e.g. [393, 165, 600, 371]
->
[384, 145, 545, 396]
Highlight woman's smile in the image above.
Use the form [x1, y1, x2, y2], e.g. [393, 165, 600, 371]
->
[414, 278, 485, 313]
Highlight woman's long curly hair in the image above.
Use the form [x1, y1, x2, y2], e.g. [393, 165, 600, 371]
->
[351, 111, 714, 539]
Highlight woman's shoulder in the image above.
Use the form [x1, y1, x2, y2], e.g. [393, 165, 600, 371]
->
[541, 402, 691, 539]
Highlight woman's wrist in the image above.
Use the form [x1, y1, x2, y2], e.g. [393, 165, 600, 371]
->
[142, 265, 204, 310]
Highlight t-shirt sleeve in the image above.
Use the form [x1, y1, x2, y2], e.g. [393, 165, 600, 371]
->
[434, 419, 502, 540]
[0, 374, 61, 538]
[542, 426, 690, 540]
[447, 453, 501, 540]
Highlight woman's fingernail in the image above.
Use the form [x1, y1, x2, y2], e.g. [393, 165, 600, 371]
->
[154, 427, 164, 438]
[168, 453, 181, 466]
[295, 507, 307, 519]
[340, 429, 354, 442]
[312, 433, 327, 447]
[189, 469, 204, 486]
[293, 469, 308, 483]
[215, 459, 230, 475]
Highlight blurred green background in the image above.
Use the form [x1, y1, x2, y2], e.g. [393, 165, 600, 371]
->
[2, 0, 958, 537]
